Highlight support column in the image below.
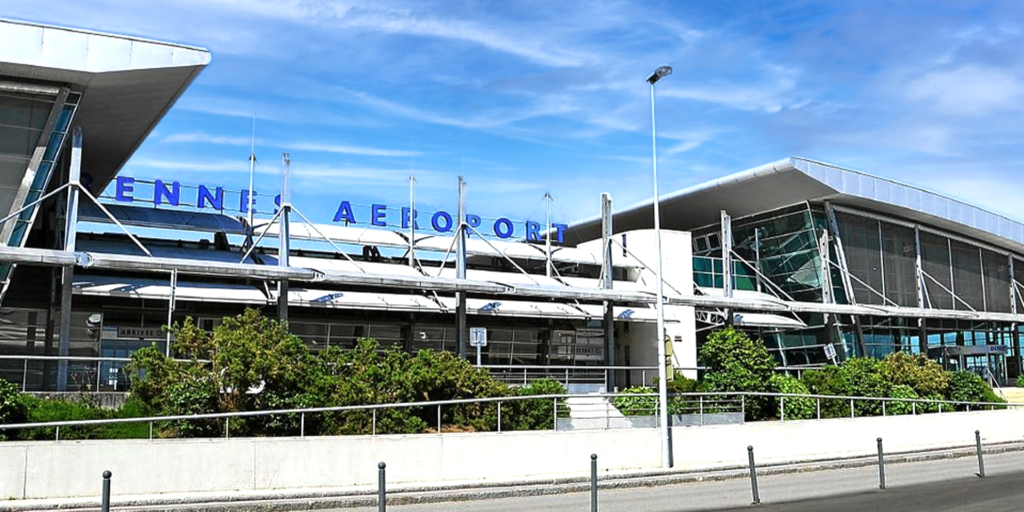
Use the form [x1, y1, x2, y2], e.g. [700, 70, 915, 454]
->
[277, 153, 291, 322]
[601, 193, 615, 390]
[166, 269, 177, 357]
[57, 127, 82, 392]
[456, 177, 467, 358]
[720, 210, 733, 326]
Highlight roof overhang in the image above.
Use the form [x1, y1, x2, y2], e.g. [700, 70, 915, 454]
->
[0, 19, 211, 193]
[568, 157, 1024, 255]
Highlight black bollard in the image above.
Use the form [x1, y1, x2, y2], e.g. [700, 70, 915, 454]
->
[747, 446, 760, 505]
[590, 454, 598, 512]
[378, 462, 387, 512]
[876, 438, 885, 489]
[101, 470, 112, 512]
[975, 430, 986, 478]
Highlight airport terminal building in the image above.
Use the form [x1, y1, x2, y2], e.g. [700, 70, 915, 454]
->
[0, 19, 1020, 392]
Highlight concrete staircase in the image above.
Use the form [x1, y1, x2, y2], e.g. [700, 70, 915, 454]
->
[561, 394, 631, 429]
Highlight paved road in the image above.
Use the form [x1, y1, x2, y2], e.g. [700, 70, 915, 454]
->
[344, 451, 1024, 511]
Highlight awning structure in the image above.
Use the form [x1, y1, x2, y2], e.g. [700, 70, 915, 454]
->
[567, 157, 1024, 256]
[731, 312, 807, 329]
[79, 203, 247, 235]
[73, 274, 266, 304]
[255, 221, 640, 268]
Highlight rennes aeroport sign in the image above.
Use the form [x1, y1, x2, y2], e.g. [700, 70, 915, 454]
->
[111, 177, 569, 243]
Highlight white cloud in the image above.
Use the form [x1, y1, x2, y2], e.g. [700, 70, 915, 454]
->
[905, 65, 1024, 116]
[163, 132, 423, 157]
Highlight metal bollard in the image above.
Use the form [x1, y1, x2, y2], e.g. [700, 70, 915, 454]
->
[780, 396, 785, 421]
[747, 446, 760, 505]
[876, 438, 886, 489]
[378, 462, 387, 512]
[101, 470, 112, 512]
[590, 454, 598, 512]
[976, 430, 986, 478]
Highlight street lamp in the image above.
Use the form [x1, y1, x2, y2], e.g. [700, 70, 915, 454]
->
[647, 65, 672, 469]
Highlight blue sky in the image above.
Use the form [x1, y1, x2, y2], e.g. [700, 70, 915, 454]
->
[5, 0, 1024, 234]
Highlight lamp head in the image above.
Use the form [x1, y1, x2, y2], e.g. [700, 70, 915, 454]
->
[646, 66, 673, 84]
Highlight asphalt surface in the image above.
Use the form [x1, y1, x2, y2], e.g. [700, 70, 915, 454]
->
[340, 450, 1024, 512]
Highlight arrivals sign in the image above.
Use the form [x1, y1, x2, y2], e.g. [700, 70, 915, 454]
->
[112, 177, 569, 243]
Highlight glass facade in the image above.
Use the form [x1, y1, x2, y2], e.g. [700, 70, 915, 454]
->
[692, 202, 1024, 382]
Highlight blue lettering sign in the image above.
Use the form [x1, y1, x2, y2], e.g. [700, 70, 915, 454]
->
[333, 201, 356, 223]
[274, 194, 282, 214]
[526, 221, 541, 242]
[494, 218, 514, 238]
[432, 211, 453, 232]
[240, 189, 257, 214]
[466, 214, 481, 229]
[115, 176, 134, 202]
[552, 223, 568, 244]
[154, 180, 179, 207]
[401, 207, 419, 229]
[198, 185, 223, 210]
[371, 204, 387, 227]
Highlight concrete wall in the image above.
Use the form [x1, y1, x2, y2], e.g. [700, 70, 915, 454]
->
[3, 409, 1022, 500]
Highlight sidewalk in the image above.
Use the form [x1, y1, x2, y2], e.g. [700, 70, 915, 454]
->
[4, 441, 1022, 512]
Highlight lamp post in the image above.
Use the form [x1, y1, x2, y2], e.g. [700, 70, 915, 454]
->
[647, 65, 672, 469]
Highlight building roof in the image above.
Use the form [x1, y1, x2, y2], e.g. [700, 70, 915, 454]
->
[568, 157, 1024, 254]
[0, 19, 210, 194]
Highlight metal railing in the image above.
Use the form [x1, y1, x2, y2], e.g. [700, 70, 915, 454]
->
[480, 365, 661, 387]
[0, 355, 204, 393]
[0, 391, 1015, 441]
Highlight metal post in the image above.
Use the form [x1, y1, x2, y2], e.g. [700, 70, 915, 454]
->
[476, 345, 481, 367]
[699, 396, 704, 426]
[437, 404, 442, 433]
[882, 399, 886, 417]
[21, 359, 27, 391]
[148, 421, 153, 440]
[408, 175, 416, 268]
[817, 397, 821, 419]
[976, 430, 986, 477]
[277, 153, 291, 322]
[601, 193, 615, 391]
[741, 395, 746, 419]
[781, 396, 786, 421]
[166, 269, 177, 357]
[372, 409, 377, 435]
[590, 454, 598, 512]
[912, 402, 916, 415]
[851, 399, 855, 418]
[497, 402, 502, 433]
[225, 417, 230, 438]
[877, 437, 886, 489]
[378, 462, 387, 512]
[545, 192, 553, 278]
[55, 426, 60, 441]
[101, 470, 112, 512]
[747, 446, 760, 505]
[300, 412, 305, 438]
[649, 74, 671, 469]
[553, 398, 559, 431]
[57, 128, 83, 392]
[456, 177, 467, 358]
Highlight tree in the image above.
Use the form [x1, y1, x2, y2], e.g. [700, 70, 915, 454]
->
[699, 327, 776, 420]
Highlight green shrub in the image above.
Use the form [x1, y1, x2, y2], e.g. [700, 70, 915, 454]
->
[0, 379, 26, 440]
[879, 352, 949, 397]
[947, 371, 1004, 411]
[700, 327, 776, 420]
[613, 386, 657, 416]
[505, 379, 565, 431]
[770, 374, 814, 420]
[886, 384, 919, 415]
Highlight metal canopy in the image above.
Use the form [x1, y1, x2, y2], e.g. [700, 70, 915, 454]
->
[567, 157, 1024, 255]
[79, 202, 246, 235]
[0, 19, 211, 194]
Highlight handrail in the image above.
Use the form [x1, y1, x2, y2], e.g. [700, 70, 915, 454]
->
[0, 391, 1014, 432]
[0, 355, 206, 364]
